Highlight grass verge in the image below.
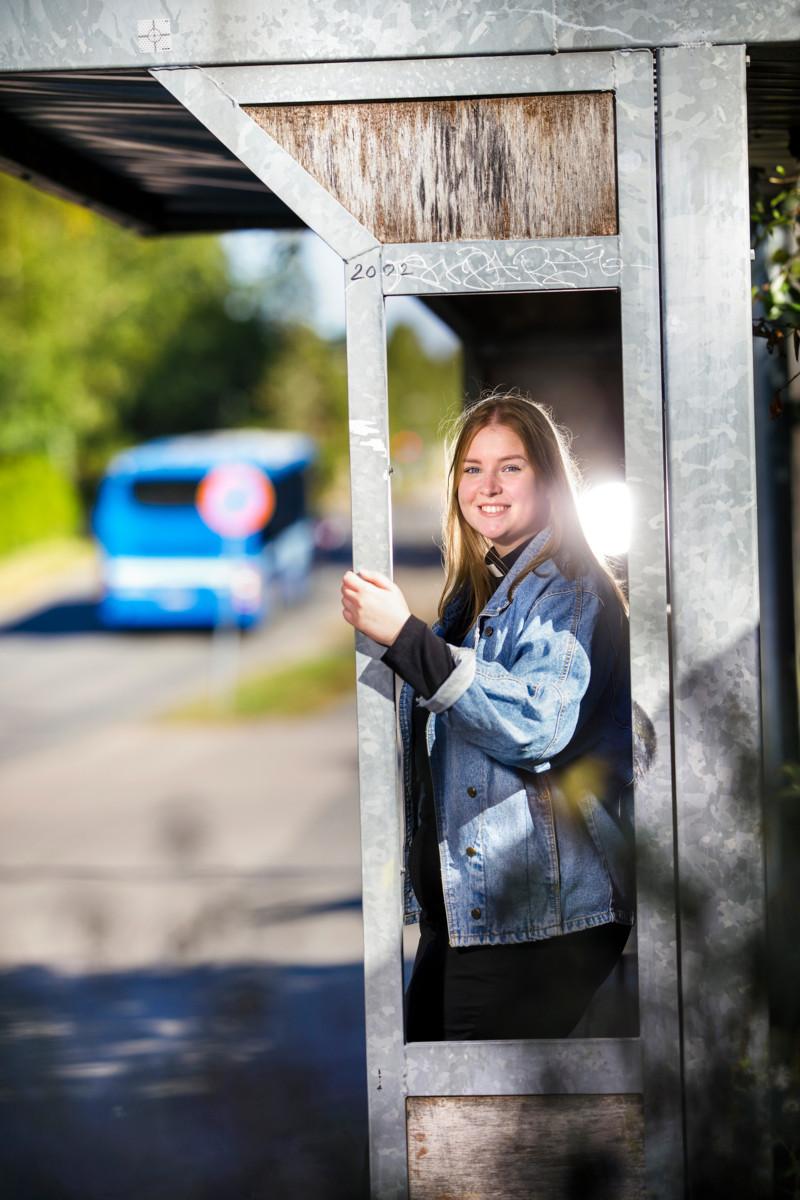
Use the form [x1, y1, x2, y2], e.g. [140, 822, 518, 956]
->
[0, 535, 96, 604]
[161, 637, 357, 722]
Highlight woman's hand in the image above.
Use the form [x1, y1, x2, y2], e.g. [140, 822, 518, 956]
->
[341, 568, 411, 647]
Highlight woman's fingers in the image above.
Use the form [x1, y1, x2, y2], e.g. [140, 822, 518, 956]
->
[341, 568, 392, 598]
[340, 567, 409, 644]
[355, 568, 392, 588]
[341, 572, 366, 627]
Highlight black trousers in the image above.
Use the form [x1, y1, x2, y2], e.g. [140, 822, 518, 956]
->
[404, 913, 631, 1041]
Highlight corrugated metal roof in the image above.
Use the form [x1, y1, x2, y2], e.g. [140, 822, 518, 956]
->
[0, 69, 299, 234]
[747, 43, 800, 175]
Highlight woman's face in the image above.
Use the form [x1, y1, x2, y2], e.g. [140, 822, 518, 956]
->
[457, 422, 547, 555]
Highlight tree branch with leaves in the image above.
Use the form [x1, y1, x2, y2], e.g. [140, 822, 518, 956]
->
[751, 162, 800, 419]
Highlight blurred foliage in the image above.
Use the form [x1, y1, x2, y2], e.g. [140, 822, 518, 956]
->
[0, 174, 461, 555]
[386, 321, 461, 435]
[0, 176, 240, 472]
[0, 454, 81, 555]
[253, 322, 350, 500]
[751, 163, 800, 418]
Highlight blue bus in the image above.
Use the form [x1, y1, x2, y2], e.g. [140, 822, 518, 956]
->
[91, 429, 319, 629]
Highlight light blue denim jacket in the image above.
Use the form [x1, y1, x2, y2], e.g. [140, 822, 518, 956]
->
[398, 523, 636, 946]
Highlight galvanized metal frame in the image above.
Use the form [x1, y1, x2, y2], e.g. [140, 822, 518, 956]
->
[375, 238, 622, 296]
[405, 1037, 642, 1095]
[152, 50, 683, 1199]
[22, 2, 800, 75]
[201, 51, 616, 103]
[151, 67, 378, 260]
[657, 44, 771, 1196]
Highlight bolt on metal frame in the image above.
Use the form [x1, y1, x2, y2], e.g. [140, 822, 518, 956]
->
[153, 50, 681, 1199]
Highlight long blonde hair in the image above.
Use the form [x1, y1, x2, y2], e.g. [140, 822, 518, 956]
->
[437, 387, 629, 629]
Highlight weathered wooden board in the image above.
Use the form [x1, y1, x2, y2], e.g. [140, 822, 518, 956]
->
[406, 1094, 644, 1199]
[243, 94, 617, 243]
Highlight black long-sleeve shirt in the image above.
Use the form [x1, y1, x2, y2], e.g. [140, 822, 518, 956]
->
[380, 537, 531, 924]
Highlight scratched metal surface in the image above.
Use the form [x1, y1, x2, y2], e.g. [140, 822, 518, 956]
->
[377, 238, 621, 296]
[405, 1037, 642, 1094]
[406, 1095, 645, 1199]
[613, 49, 685, 1200]
[243, 93, 617, 244]
[344, 249, 410, 1200]
[205, 51, 616, 103]
[150, 67, 378, 261]
[658, 44, 772, 1198]
[2, 0, 800, 71]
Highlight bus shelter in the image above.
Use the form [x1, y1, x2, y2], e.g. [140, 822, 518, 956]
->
[1, 4, 795, 1196]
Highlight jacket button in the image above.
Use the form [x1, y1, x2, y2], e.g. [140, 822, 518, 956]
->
[466, 846, 477, 857]
[466, 785, 477, 797]
[484, 626, 494, 637]
[471, 907, 481, 919]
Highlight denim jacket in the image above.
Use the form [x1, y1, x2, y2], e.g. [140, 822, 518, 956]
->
[398, 523, 636, 946]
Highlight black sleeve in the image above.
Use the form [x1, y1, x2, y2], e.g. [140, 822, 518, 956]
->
[381, 613, 457, 699]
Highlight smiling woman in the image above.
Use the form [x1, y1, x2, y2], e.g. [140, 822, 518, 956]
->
[340, 388, 636, 1041]
[458, 423, 548, 556]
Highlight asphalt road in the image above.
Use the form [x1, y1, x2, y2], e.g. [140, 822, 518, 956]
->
[0, 502, 442, 1199]
[0, 496, 444, 763]
[0, 559, 349, 762]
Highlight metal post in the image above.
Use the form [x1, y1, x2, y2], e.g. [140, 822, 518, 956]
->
[344, 246, 409, 1200]
[657, 43, 772, 1198]
[615, 47, 685, 1200]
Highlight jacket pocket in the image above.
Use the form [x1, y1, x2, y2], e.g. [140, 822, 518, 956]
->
[525, 774, 562, 926]
[577, 788, 636, 910]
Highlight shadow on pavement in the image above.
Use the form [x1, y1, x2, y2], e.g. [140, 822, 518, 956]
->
[1, 600, 106, 636]
[0, 960, 369, 1200]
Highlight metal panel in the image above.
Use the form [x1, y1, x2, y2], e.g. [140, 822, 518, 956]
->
[406, 1037, 641, 1095]
[406, 1094, 645, 1200]
[149, 67, 378, 260]
[243, 93, 617, 243]
[377, 237, 621, 296]
[657, 44, 772, 1197]
[613, 47, 684, 1200]
[207, 52, 616, 103]
[345, 247, 409, 1200]
[3, 1, 800, 73]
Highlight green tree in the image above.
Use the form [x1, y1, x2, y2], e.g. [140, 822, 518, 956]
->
[751, 162, 800, 418]
[386, 321, 462, 441]
[0, 172, 463, 552]
[254, 322, 349, 496]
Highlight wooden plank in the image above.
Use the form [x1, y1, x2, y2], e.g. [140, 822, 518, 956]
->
[406, 1094, 644, 1199]
[243, 94, 616, 243]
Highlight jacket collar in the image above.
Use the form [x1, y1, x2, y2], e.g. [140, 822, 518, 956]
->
[437, 523, 553, 633]
[478, 523, 553, 617]
[485, 538, 528, 578]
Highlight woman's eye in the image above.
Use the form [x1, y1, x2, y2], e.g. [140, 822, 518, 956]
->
[462, 464, 523, 474]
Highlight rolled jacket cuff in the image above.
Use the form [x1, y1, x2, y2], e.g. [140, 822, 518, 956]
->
[415, 644, 476, 714]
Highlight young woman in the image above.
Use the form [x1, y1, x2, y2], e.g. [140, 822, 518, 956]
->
[340, 390, 636, 1041]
